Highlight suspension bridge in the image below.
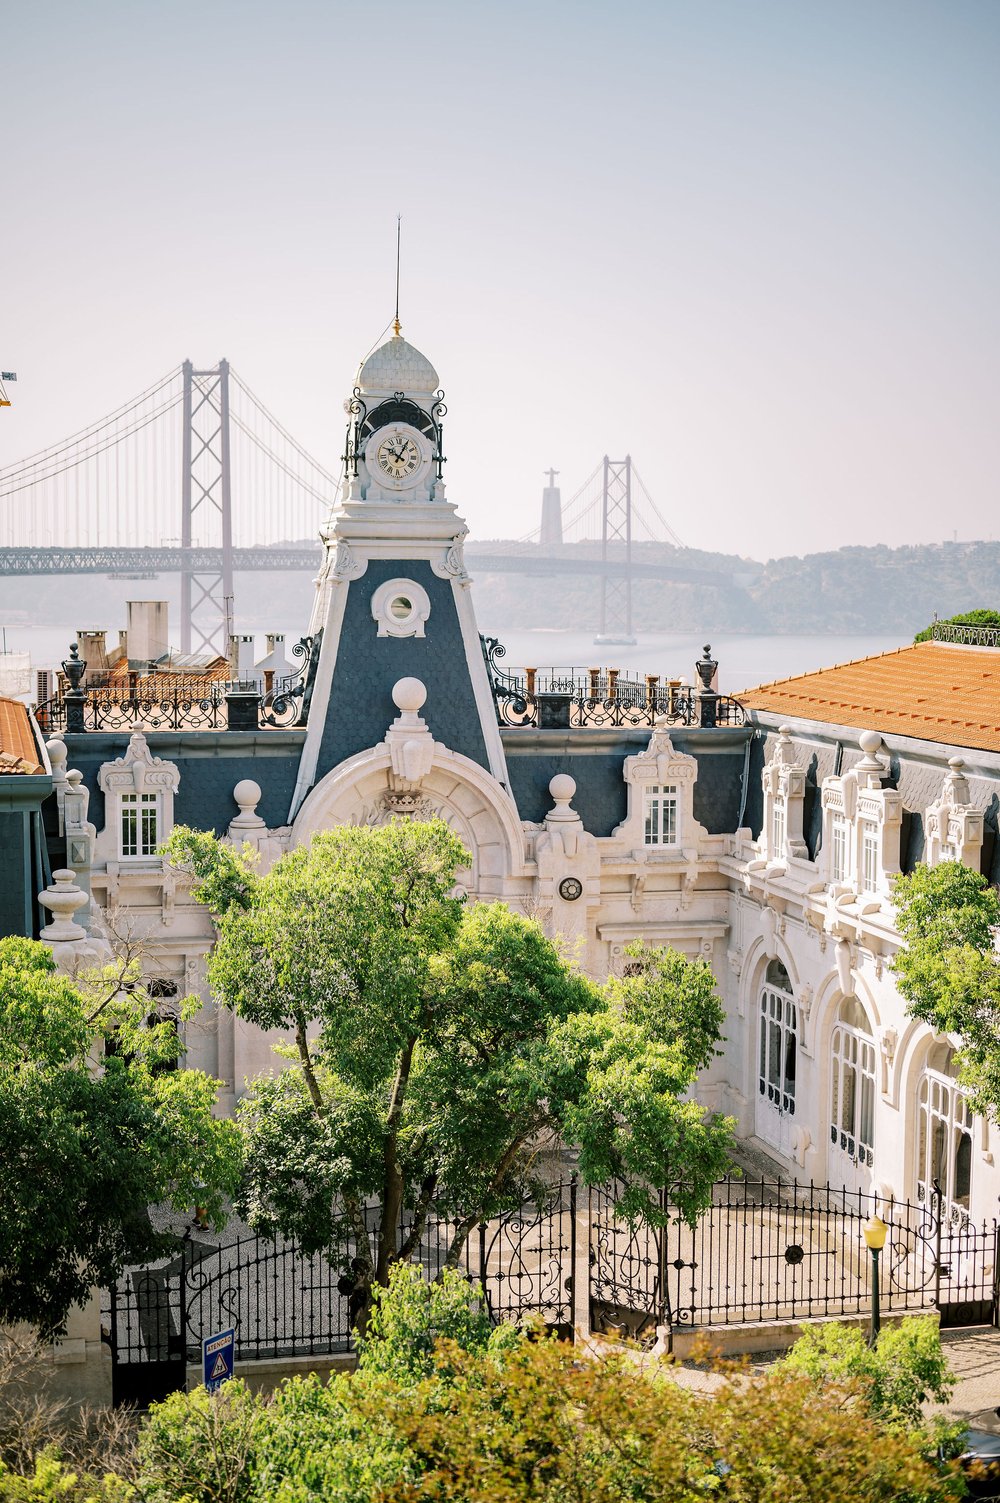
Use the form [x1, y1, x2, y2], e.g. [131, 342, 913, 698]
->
[0, 363, 727, 650]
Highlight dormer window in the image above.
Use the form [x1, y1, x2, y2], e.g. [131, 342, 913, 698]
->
[96, 730, 180, 869]
[644, 784, 678, 846]
[121, 791, 159, 858]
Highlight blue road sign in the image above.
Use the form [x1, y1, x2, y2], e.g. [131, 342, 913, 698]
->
[202, 1328, 235, 1393]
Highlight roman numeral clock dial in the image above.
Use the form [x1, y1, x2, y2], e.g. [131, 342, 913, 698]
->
[377, 433, 421, 480]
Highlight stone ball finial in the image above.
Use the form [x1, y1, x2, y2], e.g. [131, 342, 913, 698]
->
[778, 725, 792, 739]
[233, 779, 262, 816]
[949, 756, 965, 772]
[549, 773, 577, 804]
[46, 737, 67, 774]
[859, 730, 882, 755]
[392, 677, 427, 714]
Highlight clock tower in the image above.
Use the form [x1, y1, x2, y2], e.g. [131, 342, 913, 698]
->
[290, 325, 510, 817]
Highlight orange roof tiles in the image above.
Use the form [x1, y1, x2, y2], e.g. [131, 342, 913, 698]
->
[0, 697, 45, 774]
[738, 642, 1000, 755]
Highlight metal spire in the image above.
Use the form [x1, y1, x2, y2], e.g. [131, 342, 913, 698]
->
[393, 215, 402, 336]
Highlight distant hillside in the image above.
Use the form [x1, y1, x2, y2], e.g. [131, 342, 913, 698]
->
[1, 538, 997, 640]
[467, 539, 1000, 637]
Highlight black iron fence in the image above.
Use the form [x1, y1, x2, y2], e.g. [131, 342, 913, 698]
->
[480, 635, 747, 730]
[589, 1176, 999, 1343]
[34, 634, 321, 735]
[103, 1174, 996, 1405]
[103, 1179, 576, 1406]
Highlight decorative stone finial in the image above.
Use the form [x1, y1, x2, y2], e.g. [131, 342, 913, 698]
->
[39, 869, 88, 941]
[229, 779, 267, 844]
[46, 737, 68, 780]
[392, 677, 428, 716]
[547, 774, 578, 817]
[233, 779, 262, 816]
[386, 678, 434, 784]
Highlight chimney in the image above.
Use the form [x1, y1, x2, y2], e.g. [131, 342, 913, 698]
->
[75, 630, 109, 678]
[229, 634, 256, 683]
[126, 601, 169, 669]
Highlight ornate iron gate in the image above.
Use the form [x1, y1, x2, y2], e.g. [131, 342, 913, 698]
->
[590, 1177, 999, 1342]
[103, 1180, 576, 1406]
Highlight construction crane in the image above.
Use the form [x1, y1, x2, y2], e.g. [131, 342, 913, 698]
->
[0, 371, 15, 408]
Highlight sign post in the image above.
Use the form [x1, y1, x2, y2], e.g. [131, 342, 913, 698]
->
[202, 1328, 235, 1394]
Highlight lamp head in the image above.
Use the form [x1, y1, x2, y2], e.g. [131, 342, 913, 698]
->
[863, 1213, 888, 1251]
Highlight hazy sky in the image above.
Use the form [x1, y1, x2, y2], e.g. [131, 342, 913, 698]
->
[2, 0, 998, 560]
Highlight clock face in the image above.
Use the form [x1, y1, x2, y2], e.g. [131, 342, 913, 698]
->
[376, 431, 422, 483]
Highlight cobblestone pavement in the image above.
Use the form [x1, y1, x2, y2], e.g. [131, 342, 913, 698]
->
[938, 1329, 1000, 1419]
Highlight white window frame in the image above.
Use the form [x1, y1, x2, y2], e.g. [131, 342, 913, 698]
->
[120, 790, 160, 859]
[916, 1052, 973, 1226]
[758, 966, 797, 1118]
[860, 820, 879, 894]
[771, 800, 786, 860]
[831, 815, 848, 884]
[643, 784, 679, 847]
[830, 999, 876, 1170]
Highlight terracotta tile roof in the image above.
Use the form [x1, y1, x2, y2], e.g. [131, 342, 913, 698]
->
[738, 642, 1000, 755]
[0, 697, 45, 774]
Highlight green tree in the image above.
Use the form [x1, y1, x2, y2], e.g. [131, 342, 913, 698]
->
[914, 609, 1000, 642]
[166, 820, 734, 1317]
[892, 862, 1000, 1117]
[0, 936, 241, 1336]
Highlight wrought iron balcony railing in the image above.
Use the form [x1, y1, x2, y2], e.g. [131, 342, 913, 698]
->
[480, 635, 747, 730]
[35, 634, 322, 735]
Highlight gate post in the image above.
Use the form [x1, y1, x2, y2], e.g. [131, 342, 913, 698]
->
[179, 1231, 190, 1391]
[574, 1181, 592, 1343]
[657, 1183, 674, 1355]
[933, 1184, 944, 1315]
[568, 1175, 578, 1343]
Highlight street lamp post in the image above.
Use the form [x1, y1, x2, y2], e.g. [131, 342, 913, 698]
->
[863, 1213, 888, 1347]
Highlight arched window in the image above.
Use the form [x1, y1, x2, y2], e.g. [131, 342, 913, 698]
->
[916, 1042, 973, 1225]
[830, 996, 876, 1176]
[756, 960, 797, 1154]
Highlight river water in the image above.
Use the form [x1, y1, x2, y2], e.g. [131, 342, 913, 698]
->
[4, 622, 906, 697]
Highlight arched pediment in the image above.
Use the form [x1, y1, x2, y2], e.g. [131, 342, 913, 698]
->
[291, 742, 526, 895]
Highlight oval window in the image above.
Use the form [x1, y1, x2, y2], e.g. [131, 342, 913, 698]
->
[389, 596, 413, 621]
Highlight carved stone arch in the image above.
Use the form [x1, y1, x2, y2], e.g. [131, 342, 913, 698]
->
[813, 966, 883, 1052]
[292, 743, 526, 896]
[890, 1017, 945, 1116]
[739, 931, 806, 1052]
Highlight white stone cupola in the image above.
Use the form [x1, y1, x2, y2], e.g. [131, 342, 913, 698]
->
[291, 324, 510, 820]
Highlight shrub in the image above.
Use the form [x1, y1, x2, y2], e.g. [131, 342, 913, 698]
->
[356, 1262, 518, 1383]
[779, 1316, 960, 1445]
[0, 1454, 132, 1502]
[135, 1381, 263, 1503]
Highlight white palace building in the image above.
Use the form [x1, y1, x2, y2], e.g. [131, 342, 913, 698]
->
[5, 325, 1000, 1237]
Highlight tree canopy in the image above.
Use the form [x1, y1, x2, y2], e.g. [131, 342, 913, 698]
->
[0, 935, 240, 1336]
[167, 819, 734, 1313]
[914, 608, 1000, 642]
[892, 861, 1000, 1118]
